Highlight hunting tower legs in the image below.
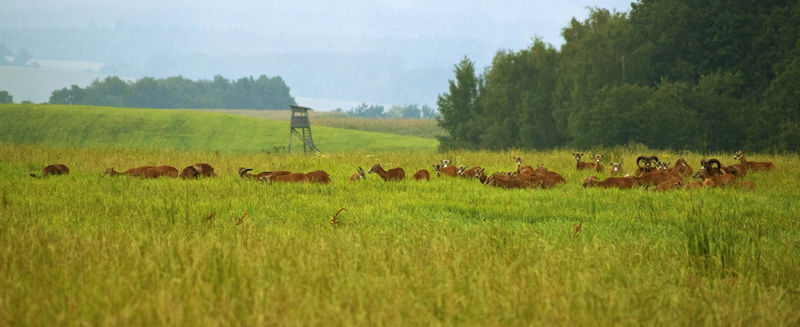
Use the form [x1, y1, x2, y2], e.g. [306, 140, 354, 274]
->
[288, 105, 320, 153]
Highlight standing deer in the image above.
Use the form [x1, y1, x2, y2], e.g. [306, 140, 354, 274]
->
[368, 164, 405, 181]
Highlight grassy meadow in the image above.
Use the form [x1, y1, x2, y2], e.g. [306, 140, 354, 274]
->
[209, 109, 446, 139]
[1, 140, 799, 325]
[0, 104, 438, 153]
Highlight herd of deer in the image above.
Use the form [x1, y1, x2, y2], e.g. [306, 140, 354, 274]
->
[578, 150, 774, 191]
[29, 150, 773, 191]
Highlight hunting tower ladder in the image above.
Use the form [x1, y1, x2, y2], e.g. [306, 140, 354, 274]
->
[288, 105, 320, 153]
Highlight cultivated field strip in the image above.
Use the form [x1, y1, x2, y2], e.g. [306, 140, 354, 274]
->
[1, 144, 799, 325]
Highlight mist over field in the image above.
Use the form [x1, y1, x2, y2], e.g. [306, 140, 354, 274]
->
[0, 0, 632, 107]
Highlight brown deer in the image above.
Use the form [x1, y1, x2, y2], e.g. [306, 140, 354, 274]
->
[582, 176, 638, 189]
[474, 167, 488, 184]
[634, 155, 659, 176]
[179, 163, 217, 179]
[457, 166, 482, 179]
[668, 158, 693, 177]
[105, 166, 156, 177]
[652, 176, 683, 192]
[734, 150, 774, 172]
[533, 168, 567, 187]
[238, 168, 290, 181]
[514, 157, 535, 176]
[683, 180, 704, 190]
[574, 153, 595, 170]
[271, 172, 308, 183]
[693, 158, 740, 179]
[137, 166, 179, 178]
[30, 164, 70, 177]
[485, 174, 529, 189]
[412, 169, 430, 181]
[694, 159, 738, 188]
[702, 175, 738, 188]
[368, 164, 405, 181]
[305, 170, 331, 184]
[432, 164, 458, 177]
[350, 167, 366, 181]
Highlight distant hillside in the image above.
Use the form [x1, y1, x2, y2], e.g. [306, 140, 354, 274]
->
[208, 109, 446, 139]
[0, 104, 438, 153]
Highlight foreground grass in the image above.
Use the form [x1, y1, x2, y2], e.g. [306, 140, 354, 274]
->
[212, 109, 446, 139]
[1, 144, 799, 326]
[0, 104, 438, 153]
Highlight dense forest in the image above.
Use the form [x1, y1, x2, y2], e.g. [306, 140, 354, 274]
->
[436, 0, 800, 152]
[49, 75, 296, 109]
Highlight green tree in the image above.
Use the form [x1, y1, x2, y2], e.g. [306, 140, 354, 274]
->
[479, 39, 562, 150]
[49, 85, 86, 104]
[436, 57, 483, 150]
[0, 90, 12, 103]
[554, 8, 647, 145]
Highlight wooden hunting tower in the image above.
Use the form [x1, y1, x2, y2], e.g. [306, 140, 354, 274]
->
[288, 105, 320, 153]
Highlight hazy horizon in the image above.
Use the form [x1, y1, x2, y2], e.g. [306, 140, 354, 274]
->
[0, 0, 634, 109]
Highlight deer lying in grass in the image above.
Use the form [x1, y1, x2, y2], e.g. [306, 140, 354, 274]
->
[634, 155, 659, 176]
[350, 167, 366, 181]
[30, 164, 70, 178]
[574, 153, 596, 170]
[433, 160, 459, 177]
[696, 158, 741, 177]
[458, 166, 482, 179]
[485, 174, 534, 189]
[532, 167, 567, 187]
[412, 169, 430, 181]
[179, 163, 217, 179]
[271, 172, 309, 183]
[238, 168, 291, 181]
[582, 175, 638, 189]
[105, 166, 157, 177]
[734, 150, 775, 172]
[474, 167, 488, 184]
[514, 157, 535, 176]
[143, 166, 179, 178]
[693, 159, 738, 188]
[368, 164, 405, 181]
[683, 180, 704, 190]
[635, 163, 682, 187]
[652, 176, 683, 192]
[668, 158, 693, 177]
[305, 170, 331, 184]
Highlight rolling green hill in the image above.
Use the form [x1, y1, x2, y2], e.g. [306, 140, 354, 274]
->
[0, 104, 438, 153]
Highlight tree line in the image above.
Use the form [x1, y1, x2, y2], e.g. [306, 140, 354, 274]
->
[334, 103, 439, 119]
[49, 75, 296, 109]
[436, 0, 800, 153]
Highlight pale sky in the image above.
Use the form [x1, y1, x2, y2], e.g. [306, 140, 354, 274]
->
[0, 1, 635, 106]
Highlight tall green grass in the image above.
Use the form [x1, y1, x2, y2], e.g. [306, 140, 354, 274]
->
[1, 143, 799, 325]
[0, 104, 438, 153]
